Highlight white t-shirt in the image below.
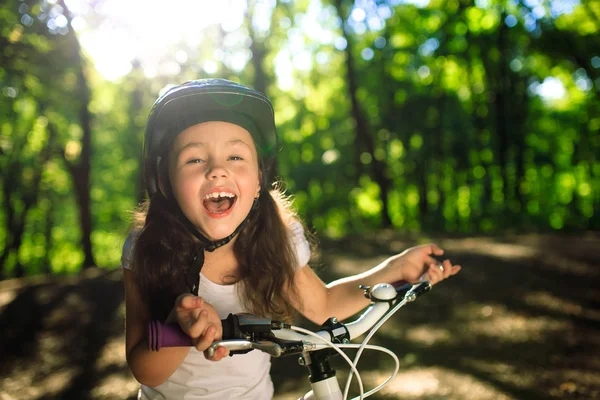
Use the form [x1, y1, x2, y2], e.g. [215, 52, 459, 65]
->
[121, 222, 310, 400]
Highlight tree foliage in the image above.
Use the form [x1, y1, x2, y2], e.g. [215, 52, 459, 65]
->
[1, 0, 598, 277]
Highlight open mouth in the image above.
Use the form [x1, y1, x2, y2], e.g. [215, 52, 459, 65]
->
[202, 192, 237, 216]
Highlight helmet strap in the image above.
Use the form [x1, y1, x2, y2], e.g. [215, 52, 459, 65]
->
[179, 199, 260, 295]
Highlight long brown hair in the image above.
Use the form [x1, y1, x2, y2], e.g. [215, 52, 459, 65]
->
[130, 184, 307, 322]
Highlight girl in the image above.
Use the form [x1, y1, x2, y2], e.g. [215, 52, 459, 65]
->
[122, 79, 461, 400]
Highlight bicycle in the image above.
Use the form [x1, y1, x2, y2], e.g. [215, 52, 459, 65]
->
[148, 280, 433, 400]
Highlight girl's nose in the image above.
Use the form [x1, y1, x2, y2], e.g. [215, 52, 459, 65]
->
[206, 164, 228, 180]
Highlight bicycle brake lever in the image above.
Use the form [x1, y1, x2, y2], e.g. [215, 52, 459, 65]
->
[206, 340, 252, 357]
[207, 339, 283, 358]
[251, 341, 284, 357]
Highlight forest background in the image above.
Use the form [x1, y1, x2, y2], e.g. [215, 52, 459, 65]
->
[1, 0, 599, 277]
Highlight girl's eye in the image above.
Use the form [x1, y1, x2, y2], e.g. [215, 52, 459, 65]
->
[228, 156, 243, 161]
[186, 158, 204, 164]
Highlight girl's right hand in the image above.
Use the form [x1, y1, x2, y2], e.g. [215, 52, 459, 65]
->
[166, 294, 230, 361]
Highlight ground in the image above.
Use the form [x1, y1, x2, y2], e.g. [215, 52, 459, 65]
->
[0, 232, 599, 400]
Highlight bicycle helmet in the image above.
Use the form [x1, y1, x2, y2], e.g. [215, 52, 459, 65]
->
[144, 78, 278, 197]
[142, 79, 279, 295]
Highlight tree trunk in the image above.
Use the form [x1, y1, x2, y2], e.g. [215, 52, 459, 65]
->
[41, 192, 54, 274]
[126, 63, 146, 205]
[246, 0, 276, 177]
[510, 73, 528, 211]
[495, 16, 510, 209]
[332, 0, 392, 227]
[432, 91, 447, 230]
[0, 105, 57, 278]
[247, 1, 268, 96]
[58, 0, 96, 268]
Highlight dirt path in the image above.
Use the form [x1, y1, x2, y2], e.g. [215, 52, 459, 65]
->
[1, 233, 599, 399]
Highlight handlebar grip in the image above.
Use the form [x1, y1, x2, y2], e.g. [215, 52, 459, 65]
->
[148, 320, 193, 351]
[222, 314, 235, 339]
[405, 281, 432, 301]
[148, 317, 238, 351]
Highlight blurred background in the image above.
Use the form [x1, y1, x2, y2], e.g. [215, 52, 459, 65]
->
[0, 0, 599, 399]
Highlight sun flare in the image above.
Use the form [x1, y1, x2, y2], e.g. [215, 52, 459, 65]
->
[68, 0, 248, 80]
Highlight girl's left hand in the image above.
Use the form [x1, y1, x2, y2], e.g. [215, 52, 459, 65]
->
[390, 243, 461, 285]
[166, 294, 229, 361]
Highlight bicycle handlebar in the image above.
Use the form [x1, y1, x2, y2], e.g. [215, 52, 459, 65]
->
[148, 313, 274, 350]
[148, 281, 432, 356]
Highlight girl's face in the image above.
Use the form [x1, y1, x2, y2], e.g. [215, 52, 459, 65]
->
[167, 121, 261, 241]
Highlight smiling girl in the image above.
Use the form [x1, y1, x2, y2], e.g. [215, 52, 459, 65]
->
[121, 79, 461, 399]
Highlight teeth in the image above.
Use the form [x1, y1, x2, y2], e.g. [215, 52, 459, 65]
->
[203, 192, 236, 200]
